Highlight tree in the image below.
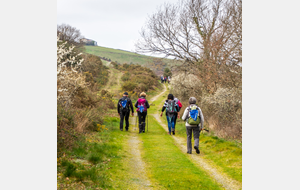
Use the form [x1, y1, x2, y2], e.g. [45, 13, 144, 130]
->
[57, 23, 84, 46]
[164, 67, 172, 77]
[57, 36, 86, 108]
[136, 0, 242, 93]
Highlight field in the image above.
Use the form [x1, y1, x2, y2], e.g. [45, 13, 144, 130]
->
[84, 46, 182, 75]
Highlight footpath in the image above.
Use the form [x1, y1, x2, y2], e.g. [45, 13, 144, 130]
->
[150, 84, 242, 190]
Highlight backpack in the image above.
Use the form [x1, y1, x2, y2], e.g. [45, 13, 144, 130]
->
[166, 100, 177, 115]
[137, 98, 147, 113]
[174, 98, 182, 112]
[187, 105, 201, 125]
[119, 97, 129, 112]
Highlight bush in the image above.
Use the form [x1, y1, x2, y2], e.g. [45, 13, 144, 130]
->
[170, 71, 242, 140]
[117, 63, 160, 95]
[121, 81, 137, 91]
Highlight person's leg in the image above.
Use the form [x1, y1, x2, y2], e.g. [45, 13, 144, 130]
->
[193, 127, 200, 154]
[171, 115, 175, 135]
[120, 111, 125, 131]
[142, 112, 147, 132]
[186, 127, 192, 153]
[138, 112, 142, 133]
[166, 115, 171, 134]
[173, 113, 178, 133]
[125, 111, 130, 131]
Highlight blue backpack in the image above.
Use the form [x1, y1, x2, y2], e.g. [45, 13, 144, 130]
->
[120, 98, 129, 111]
[187, 105, 201, 125]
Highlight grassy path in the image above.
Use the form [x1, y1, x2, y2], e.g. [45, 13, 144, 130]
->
[103, 67, 123, 98]
[147, 84, 242, 190]
[58, 71, 241, 189]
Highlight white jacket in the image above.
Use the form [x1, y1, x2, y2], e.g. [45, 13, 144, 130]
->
[181, 104, 204, 128]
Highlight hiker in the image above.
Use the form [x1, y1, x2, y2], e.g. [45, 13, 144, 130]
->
[117, 92, 134, 131]
[164, 76, 167, 83]
[173, 97, 182, 130]
[160, 94, 180, 135]
[181, 97, 204, 154]
[161, 75, 164, 83]
[168, 76, 171, 83]
[135, 92, 150, 133]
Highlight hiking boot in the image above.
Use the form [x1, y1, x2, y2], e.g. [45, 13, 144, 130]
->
[120, 128, 123, 131]
[187, 152, 191, 154]
[194, 146, 200, 154]
[125, 128, 128, 131]
[172, 131, 175, 135]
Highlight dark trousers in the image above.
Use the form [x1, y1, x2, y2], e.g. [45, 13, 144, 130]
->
[138, 112, 147, 132]
[120, 110, 130, 130]
[174, 112, 178, 129]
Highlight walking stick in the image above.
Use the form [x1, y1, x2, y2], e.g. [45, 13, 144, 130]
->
[147, 115, 148, 132]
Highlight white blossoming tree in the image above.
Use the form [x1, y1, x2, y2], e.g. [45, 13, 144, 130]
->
[57, 36, 86, 108]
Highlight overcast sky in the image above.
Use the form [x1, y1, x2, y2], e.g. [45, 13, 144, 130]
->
[57, 0, 179, 55]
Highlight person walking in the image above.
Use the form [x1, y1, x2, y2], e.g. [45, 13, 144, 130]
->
[135, 92, 150, 133]
[160, 94, 180, 135]
[161, 75, 164, 83]
[117, 92, 134, 131]
[181, 97, 204, 154]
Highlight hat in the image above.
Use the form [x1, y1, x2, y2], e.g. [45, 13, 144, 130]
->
[124, 92, 128, 95]
[140, 92, 146, 97]
[189, 97, 197, 104]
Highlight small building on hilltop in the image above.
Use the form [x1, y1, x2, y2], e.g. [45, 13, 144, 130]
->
[81, 38, 97, 46]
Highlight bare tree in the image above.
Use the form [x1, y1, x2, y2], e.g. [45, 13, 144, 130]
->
[57, 23, 84, 46]
[136, 0, 242, 93]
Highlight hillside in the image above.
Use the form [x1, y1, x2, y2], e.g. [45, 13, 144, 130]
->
[84, 45, 182, 75]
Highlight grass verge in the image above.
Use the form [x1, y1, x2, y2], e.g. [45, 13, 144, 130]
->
[57, 116, 135, 189]
[139, 115, 223, 190]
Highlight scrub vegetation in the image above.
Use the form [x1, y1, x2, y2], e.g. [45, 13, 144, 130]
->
[84, 45, 182, 76]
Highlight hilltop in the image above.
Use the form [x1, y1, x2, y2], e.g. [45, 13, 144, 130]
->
[84, 45, 182, 75]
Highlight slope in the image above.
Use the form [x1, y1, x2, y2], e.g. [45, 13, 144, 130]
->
[84, 45, 182, 75]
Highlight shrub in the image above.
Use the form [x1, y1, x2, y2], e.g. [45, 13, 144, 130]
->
[121, 81, 137, 91]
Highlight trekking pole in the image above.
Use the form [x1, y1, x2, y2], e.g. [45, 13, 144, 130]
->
[147, 115, 148, 132]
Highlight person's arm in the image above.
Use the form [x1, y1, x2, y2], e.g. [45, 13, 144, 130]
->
[146, 100, 150, 108]
[134, 100, 138, 108]
[181, 107, 189, 121]
[198, 107, 204, 129]
[129, 99, 134, 113]
[176, 105, 180, 118]
[160, 103, 166, 117]
[117, 99, 120, 114]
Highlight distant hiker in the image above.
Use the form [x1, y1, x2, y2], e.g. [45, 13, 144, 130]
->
[117, 92, 134, 131]
[164, 77, 167, 83]
[173, 97, 182, 130]
[135, 92, 150, 133]
[168, 76, 171, 83]
[181, 97, 204, 154]
[161, 75, 164, 83]
[160, 94, 180, 135]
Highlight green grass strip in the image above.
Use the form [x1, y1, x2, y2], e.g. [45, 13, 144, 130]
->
[139, 115, 223, 190]
[151, 84, 242, 183]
